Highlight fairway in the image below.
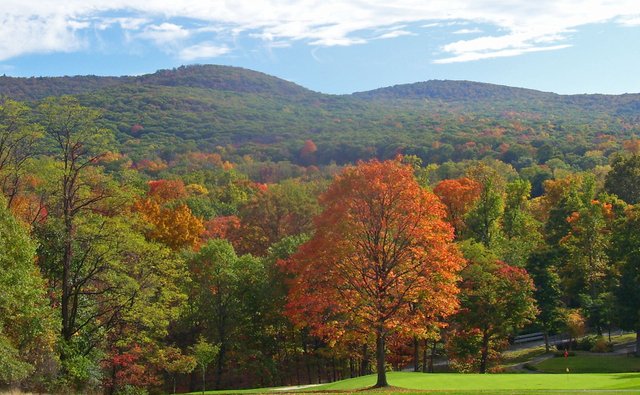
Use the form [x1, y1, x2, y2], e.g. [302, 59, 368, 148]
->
[534, 355, 640, 373]
[315, 372, 640, 391]
[196, 371, 640, 393]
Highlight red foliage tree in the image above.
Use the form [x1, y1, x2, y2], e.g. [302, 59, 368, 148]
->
[281, 159, 464, 387]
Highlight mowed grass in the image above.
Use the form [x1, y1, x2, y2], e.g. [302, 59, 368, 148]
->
[314, 371, 640, 391]
[535, 355, 640, 373]
[196, 371, 640, 394]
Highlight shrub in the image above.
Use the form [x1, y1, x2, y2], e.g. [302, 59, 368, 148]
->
[591, 337, 614, 353]
[578, 336, 598, 351]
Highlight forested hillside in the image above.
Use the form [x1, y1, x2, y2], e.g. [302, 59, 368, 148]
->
[3, 64, 640, 169]
[2, 65, 640, 393]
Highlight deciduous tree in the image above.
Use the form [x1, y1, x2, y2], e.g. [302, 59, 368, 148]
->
[38, 96, 114, 352]
[449, 242, 537, 373]
[433, 177, 481, 236]
[0, 196, 56, 385]
[282, 159, 463, 387]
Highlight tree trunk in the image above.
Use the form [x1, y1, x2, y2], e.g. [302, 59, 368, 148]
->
[201, 366, 206, 395]
[304, 343, 311, 384]
[429, 339, 437, 373]
[636, 328, 640, 357]
[479, 331, 490, 374]
[215, 341, 226, 389]
[422, 339, 428, 373]
[332, 357, 337, 382]
[413, 336, 419, 372]
[316, 358, 322, 384]
[361, 343, 369, 376]
[374, 330, 388, 387]
[61, 213, 73, 343]
[544, 331, 550, 353]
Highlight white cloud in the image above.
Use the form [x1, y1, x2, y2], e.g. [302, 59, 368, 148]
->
[179, 42, 230, 60]
[138, 23, 190, 46]
[0, 1, 639, 62]
[434, 44, 573, 63]
[96, 17, 150, 31]
[453, 28, 482, 34]
[375, 30, 415, 39]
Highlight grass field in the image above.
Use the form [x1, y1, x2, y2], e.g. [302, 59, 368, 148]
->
[195, 371, 640, 394]
[534, 355, 640, 373]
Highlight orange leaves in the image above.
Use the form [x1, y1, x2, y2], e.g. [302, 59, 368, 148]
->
[134, 198, 204, 250]
[623, 138, 640, 155]
[133, 158, 168, 173]
[282, 159, 464, 344]
[148, 179, 187, 202]
[202, 215, 241, 241]
[433, 177, 481, 235]
[299, 139, 318, 165]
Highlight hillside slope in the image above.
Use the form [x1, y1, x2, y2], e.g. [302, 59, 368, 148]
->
[1, 64, 640, 168]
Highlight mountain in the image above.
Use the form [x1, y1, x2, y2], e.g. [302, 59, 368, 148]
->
[1, 64, 640, 170]
[353, 80, 558, 102]
[0, 65, 318, 102]
[354, 79, 640, 115]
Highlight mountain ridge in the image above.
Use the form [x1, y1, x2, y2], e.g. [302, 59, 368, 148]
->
[1, 64, 640, 171]
[2, 64, 639, 103]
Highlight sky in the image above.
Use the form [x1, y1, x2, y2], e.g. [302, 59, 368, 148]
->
[1, 1, 640, 95]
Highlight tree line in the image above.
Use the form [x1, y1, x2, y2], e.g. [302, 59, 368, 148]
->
[1, 96, 640, 393]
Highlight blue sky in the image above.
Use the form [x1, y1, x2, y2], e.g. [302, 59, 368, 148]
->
[1, 1, 640, 95]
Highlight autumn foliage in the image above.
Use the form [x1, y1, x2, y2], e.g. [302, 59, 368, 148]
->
[433, 177, 482, 234]
[147, 179, 188, 202]
[282, 159, 464, 386]
[135, 198, 204, 250]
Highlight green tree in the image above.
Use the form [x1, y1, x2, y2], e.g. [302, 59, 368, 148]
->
[465, 165, 505, 247]
[192, 337, 219, 394]
[184, 239, 265, 389]
[449, 242, 537, 373]
[527, 249, 565, 352]
[560, 197, 614, 329]
[613, 205, 640, 355]
[500, 179, 541, 267]
[38, 96, 114, 347]
[0, 196, 56, 385]
[604, 154, 640, 204]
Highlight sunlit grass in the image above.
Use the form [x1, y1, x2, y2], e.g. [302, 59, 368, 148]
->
[194, 371, 640, 394]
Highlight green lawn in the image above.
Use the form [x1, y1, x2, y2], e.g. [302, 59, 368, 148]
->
[314, 371, 640, 391]
[535, 355, 640, 373]
[195, 371, 640, 394]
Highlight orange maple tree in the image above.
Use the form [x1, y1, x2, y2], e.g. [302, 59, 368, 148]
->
[299, 139, 318, 165]
[147, 179, 188, 202]
[281, 159, 464, 387]
[433, 177, 481, 235]
[135, 198, 204, 250]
